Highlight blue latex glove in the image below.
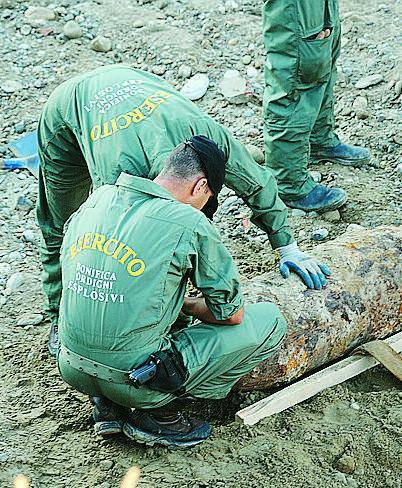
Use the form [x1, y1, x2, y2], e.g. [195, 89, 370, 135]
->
[278, 242, 331, 290]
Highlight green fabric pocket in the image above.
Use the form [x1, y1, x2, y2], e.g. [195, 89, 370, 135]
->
[297, 36, 332, 85]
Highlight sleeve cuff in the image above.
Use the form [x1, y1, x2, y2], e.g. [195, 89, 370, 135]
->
[206, 293, 245, 321]
[268, 230, 295, 250]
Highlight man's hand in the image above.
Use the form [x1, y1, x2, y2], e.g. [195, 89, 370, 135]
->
[278, 242, 331, 290]
[315, 28, 331, 40]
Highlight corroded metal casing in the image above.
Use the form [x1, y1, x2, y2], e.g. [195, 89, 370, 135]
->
[237, 226, 402, 390]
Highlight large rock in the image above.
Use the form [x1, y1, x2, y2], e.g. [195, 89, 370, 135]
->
[237, 226, 402, 390]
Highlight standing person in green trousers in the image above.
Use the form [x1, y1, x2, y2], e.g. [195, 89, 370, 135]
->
[37, 65, 331, 356]
[57, 138, 287, 448]
[263, 0, 370, 211]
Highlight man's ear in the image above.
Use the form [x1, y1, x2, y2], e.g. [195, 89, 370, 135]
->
[193, 177, 209, 195]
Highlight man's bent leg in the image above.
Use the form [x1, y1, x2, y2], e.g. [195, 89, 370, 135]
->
[173, 302, 287, 400]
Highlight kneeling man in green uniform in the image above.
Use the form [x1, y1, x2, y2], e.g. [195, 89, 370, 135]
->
[58, 136, 287, 447]
[37, 64, 331, 356]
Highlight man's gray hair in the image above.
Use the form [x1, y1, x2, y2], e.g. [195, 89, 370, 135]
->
[160, 143, 205, 181]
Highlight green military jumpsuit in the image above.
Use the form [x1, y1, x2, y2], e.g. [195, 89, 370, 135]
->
[263, 0, 341, 200]
[57, 173, 287, 408]
[37, 64, 293, 326]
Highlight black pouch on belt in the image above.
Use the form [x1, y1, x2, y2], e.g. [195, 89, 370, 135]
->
[128, 346, 189, 395]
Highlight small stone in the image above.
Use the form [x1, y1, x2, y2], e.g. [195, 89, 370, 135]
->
[24, 6, 56, 24]
[133, 19, 145, 28]
[292, 209, 307, 217]
[17, 313, 44, 327]
[0, 263, 11, 281]
[180, 74, 209, 101]
[152, 65, 166, 76]
[245, 144, 264, 164]
[350, 401, 360, 411]
[3, 251, 23, 263]
[15, 195, 34, 212]
[1, 80, 23, 94]
[397, 163, 402, 176]
[334, 472, 348, 485]
[219, 70, 253, 104]
[14, 122, 25, 134]
[246, 66, 258, 78]
[63, 20, 82, 39]
[335, 454, 356, 474]
[5, 272, 25, 292]
[322, 210, 341, 222]
[347, 478, 358, 488]
[310, 171, 322, 183]
[347, 223, 364, 232]
[228, 38, 238, 46]
[100, 459, 114, 470]
[0, 452, 9, 463]
[178, 64, 192, 79]
[311, 228, 329, 241]
[90, 36, 112, 53]
[243, 108, 254, 117]
[394, 80, 402, 97]
[20, 24, 32, 35]
[355, 74, 383, 89]
[242, 54, 252, 65]
[352, 96, 369, 119]
[221, 195, 239, 209]
[22, 229, 37, 244]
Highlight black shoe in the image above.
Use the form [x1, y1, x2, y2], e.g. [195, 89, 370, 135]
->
[91, 396, 131, 437]
[48, 322, 59, 357]
[123, 409, 212, 448]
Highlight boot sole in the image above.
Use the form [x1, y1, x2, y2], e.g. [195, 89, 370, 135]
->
[94, 420, 124, 437]
[122, 422, 208, 449]
[310, 155, 371, 168]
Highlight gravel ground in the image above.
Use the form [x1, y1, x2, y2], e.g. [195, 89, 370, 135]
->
[0, 0, 401, 487]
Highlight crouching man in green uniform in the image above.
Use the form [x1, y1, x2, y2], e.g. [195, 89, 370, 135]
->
[263, 0, 370, 212]
[37, 64, 330, 356]
[57, 137, 287, 448]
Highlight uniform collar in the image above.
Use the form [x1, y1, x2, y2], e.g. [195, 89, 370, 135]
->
[116, 172, 175, 200]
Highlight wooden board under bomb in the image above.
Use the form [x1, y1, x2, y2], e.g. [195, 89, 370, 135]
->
[236, 332, 402, 426]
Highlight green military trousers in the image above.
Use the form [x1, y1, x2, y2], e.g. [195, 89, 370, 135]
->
[37, 101, 92, 325]
[58, 302, 287, 409]
[263, 0, 341, 200]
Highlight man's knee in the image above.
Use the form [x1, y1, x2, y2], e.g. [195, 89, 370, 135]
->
[243, 302, 287, 349]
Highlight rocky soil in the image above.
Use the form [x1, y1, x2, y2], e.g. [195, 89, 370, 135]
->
[0, 0, 401, 487]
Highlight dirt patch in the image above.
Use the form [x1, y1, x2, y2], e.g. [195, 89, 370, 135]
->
[0, 0, 401, 486]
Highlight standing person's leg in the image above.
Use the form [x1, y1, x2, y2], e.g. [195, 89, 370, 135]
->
[263, 0, 347, 212]
[37, 103, 91, 355]
[263, 0, 316, 201]
[309, 0, 370, 165]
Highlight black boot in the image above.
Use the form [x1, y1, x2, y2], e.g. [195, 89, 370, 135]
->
[91, 396, 131, 437]
[48, 322, 59, 357]
[123, 407, 212, 448]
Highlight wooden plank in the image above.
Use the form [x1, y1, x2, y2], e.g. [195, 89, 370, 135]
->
[236, 332, 402, 426]
[356, 341, 402, 381]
